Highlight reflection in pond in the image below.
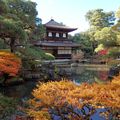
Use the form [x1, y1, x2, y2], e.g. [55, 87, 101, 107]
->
[72, 70, 96, 84]
[68, 65, 109, 84]
[0, 65, 109, 98]
[0, 81, 36, 98]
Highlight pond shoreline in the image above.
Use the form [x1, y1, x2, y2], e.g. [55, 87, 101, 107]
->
[57, 63, 110, 71]
[58, 63, 109, 67]
[0, 63, 110, 87]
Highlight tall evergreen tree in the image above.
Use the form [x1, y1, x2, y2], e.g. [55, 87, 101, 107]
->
[0, 0, 37, 52]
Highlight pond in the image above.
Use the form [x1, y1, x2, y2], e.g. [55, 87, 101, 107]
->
[0, 64, 110, 99]
[70, 64, 109, 84]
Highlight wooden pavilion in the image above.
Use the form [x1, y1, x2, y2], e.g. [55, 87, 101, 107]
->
[34, 19, 80, 59]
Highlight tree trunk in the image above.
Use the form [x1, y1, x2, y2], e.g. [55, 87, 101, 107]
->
[10, 38, 15, 53]
[2, 73, 9, 85]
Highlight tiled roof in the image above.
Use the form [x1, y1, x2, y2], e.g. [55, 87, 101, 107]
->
[34, 41, 80, 47]
[45, 19, 77, 31]
[45, 19, 64, 26]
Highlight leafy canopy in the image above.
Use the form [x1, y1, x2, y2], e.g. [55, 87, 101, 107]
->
[94, 27, 117, 47]
[0, 0, 37, 52]
[86, 9, 115, 29]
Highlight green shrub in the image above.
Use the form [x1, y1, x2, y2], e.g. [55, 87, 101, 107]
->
[44, 53, 55, 60]
[0, 93, 18, 120]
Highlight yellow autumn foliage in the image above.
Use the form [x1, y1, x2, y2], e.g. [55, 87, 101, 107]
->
[28, 75, 120, 119]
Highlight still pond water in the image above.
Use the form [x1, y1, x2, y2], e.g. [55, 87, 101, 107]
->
[0, 64, 110, 98]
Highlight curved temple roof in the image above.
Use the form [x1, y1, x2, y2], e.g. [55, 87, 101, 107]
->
[45, 19, 77, 32]
[34, 41, 80, 47]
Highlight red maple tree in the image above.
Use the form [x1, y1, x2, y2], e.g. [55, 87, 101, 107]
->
[0, 51, 21, 76]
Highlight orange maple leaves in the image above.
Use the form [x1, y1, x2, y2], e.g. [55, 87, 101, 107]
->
[0, 51, 21, 76]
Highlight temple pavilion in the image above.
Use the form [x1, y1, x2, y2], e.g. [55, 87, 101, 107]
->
[34, 19, 80, 59]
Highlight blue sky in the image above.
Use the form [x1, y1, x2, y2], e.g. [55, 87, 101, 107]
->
[32, 0, 120, 34]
